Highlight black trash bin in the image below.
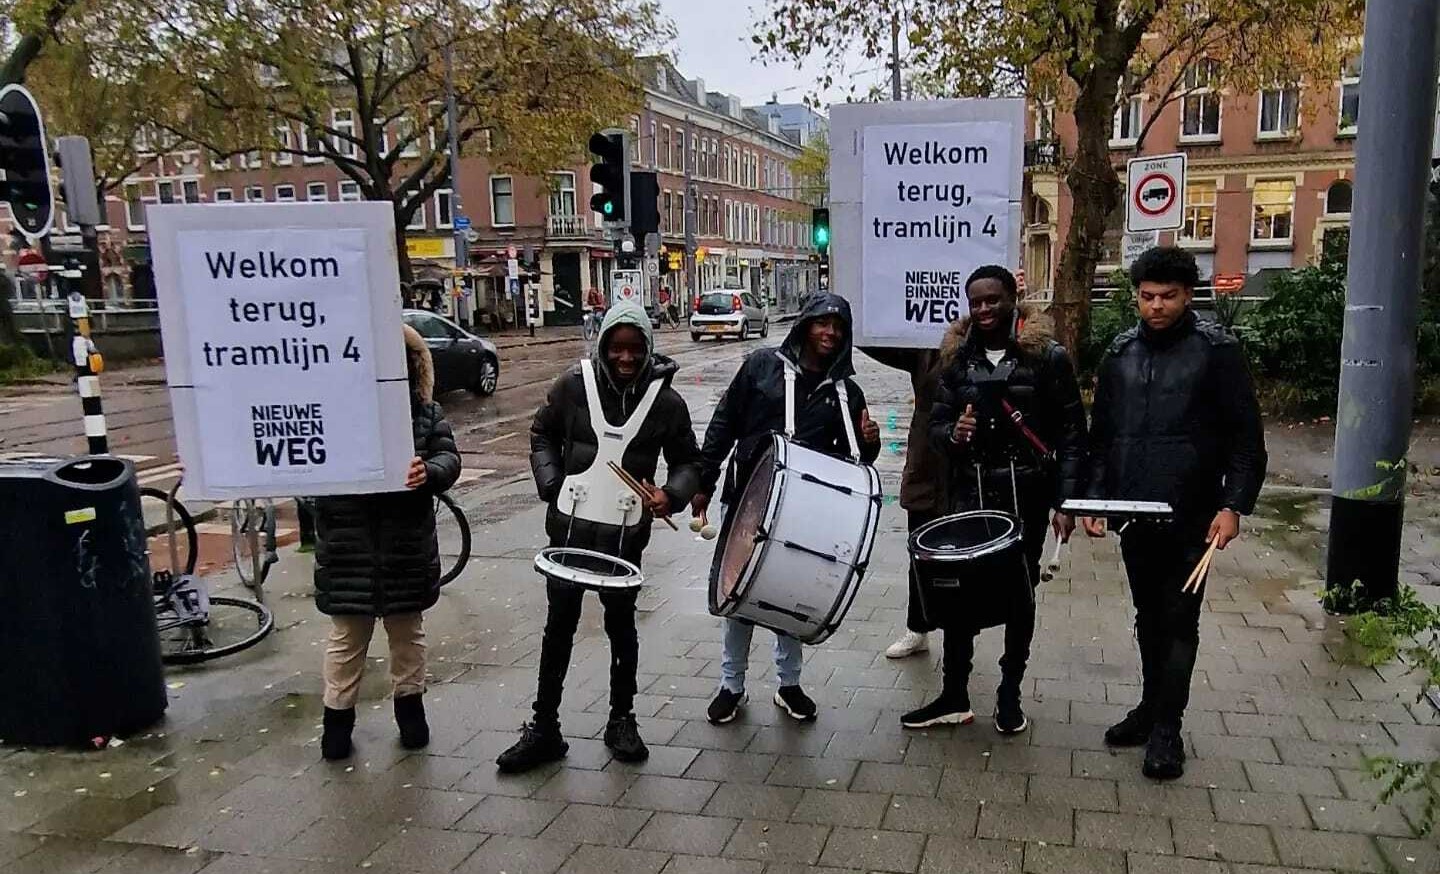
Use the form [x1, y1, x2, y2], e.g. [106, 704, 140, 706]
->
[0, 455, 167, 745]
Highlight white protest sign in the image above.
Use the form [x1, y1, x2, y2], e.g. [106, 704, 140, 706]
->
[149, 203, 413, 500]
[1122, 230, 1160, 267]
[831, 100, 1024, 348]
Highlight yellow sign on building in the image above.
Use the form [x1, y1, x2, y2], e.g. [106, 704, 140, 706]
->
[406, 238, 448, 259]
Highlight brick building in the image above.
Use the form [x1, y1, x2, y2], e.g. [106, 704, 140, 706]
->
[1023, 51, 1364, 296]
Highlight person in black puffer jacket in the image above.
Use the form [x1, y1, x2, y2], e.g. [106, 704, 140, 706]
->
[497, 302, 701, 774]
[1082, 246, 1266, 782]
[314, 324, 461, 761]
[918, 266, 1087, 736]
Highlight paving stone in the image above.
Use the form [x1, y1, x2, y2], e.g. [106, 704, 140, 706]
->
[453, 796, 568, 837]
[616, 775, 719, 814]
[721, 819, 829, 865]
[362, 826, 486, 872]
[1187, 734, 1281, 763]
[538, 803, 653, 847]
[1170, 757, 1252, 791]
[629, 812, 739, 856]
[1270, 738, 1368, 770]
[532, 768, 635, 805]
[276, 817, 401, 865]
[983, 745, 1073, 777]
[816, 826, 925, 873]
[881, 796, 980, 836]
[1221, 713, 1308, 739]
[851, 761, 942, 797]
[1376, 836, 1440, 874]
[1025, 775, 1120, 812]
[701, 783, 803, 820]
[453, 835, 575, 874]
[1074, 810, 1174, 854]
[1124, 853, 1227, 874]
[5, 837, 113, 874]
[919, 835, 1023, 874]
[1271, 827, 1386, 873]
[1021, 843, 1126, 874]
[938, 768, 1028, 803]
[1243, 762, 1342, 797]
[682, 750, 777, 784]
[1210, 790, 1311, 828]
[659, 857, 763, 874]
[765, 755, 858, 789]
[788, 789, 890, 828]
[556, 844, 670, 874]
[603, 745, 701, 778]
[1171, 820, 1278, 865]
[452, 761, 561, 797]
[200, 809, 319, 855]
[1327, 699, 1418, 724]
[672, 721, 759, 752]
[1029, 721, 1113, 752]
[975, 801, 1075, 845]
[1302, 796, 1415, 837]
[824, 730, 910, 763]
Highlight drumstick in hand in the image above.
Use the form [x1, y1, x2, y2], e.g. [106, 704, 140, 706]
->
[607, 462, 679, 530]
[1040, 538, 1064, 582]
[1182, 536, 1220, 594]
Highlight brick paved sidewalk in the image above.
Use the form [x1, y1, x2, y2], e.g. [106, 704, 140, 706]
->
[1, 476, 1437, 874]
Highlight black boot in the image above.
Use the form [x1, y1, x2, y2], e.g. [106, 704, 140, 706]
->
[394, 693, 429, 750]
[496, 722, 569, 774]
[321, 707, 355, 761]
[1142, 722, 1186, 780]
[604, 715, 649, 763]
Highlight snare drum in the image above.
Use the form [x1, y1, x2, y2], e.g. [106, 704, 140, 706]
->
[709, 434, 882, 644]
[534, 547, 644, 591]
[909, 510, 1033, 630]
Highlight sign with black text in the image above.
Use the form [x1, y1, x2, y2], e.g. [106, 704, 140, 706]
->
[1126, 153, 1186, 232]
[150, 204, 413, 500]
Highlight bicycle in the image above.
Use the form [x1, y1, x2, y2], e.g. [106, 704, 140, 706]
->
[436, 491, 471, 587]
[231, 498, 278, 594]
[583, 308, 604, 341]
[145, 481, 274, 664]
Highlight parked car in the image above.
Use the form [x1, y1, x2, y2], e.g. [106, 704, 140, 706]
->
[402, 309, 501, 396]
[689, 290, 769, 341]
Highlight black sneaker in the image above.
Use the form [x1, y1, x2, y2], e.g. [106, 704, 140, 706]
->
[1142, 723, 1186, 780]
[773, 686, 818, 721]
[496, 723, 568, 774]
[321, 706, 355, 761]
[901, 695, 974, 729]
[1104, 707, 1153, 747]
[604, 715, 649, 763]
[708, 688, 746, 725]
[994, 686, 1028, 735]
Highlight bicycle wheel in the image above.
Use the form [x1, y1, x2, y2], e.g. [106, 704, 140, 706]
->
[232, 500, 275, 591]
[139, 487, 197, 577]
[435, 492, 471, 587]
[158, 596, 275, 665]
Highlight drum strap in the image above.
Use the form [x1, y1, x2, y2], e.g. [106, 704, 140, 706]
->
[834, 381, 861, 463]
[779, 353, 860, 462]
[781, 359, 797, 439]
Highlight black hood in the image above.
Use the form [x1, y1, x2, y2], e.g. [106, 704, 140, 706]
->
[782, 293, 856, 381]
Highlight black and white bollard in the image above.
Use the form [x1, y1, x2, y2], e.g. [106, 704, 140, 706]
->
[67, 290, 107, 455]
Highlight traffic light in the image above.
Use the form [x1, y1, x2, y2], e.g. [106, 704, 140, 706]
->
[629, 171, 659, 242]
[811, 207, 830, 254]
[0, 85, 55, 239]
[589, 129, 630, 225]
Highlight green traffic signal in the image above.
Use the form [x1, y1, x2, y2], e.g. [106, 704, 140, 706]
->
[814, 226, 829, 246]
[811, 206, 830, 252]
[602, 200, 614, 216]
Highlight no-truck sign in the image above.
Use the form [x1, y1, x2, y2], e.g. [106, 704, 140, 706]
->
[1126, 153, 1186, 232]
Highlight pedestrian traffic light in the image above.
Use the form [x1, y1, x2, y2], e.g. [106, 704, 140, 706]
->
[629, 171, 659, 242]
[0, 85, 55, 239]
[811, 207, 830, 254]
[589, 129, 630, 226]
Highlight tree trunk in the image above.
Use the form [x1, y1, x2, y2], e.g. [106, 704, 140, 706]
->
[1051, 74, 1125, 355]
[0, 276, 18, 345]
[394, 220, 415, 286]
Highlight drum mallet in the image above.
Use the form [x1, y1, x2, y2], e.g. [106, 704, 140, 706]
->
[690, 511, 718, 540]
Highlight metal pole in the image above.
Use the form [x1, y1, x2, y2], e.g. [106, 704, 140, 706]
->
[443, 44, 469, 324]
[65, 281, 107, 454]
[889, 15, 902, 101]
[1327, 0, 1440, 606]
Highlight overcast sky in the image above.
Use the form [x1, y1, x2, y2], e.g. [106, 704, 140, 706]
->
[657, 0, 884, 109]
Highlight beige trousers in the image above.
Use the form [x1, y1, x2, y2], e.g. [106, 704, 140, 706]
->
[322, 612, 426, 710]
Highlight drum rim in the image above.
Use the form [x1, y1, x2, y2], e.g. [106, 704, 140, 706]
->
[909, 510, 1022, 563]
[711, 434, 788, 613]
[535, 546, 644, 589]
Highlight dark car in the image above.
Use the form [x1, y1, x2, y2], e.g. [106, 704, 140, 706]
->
[402, 309, 501, 396]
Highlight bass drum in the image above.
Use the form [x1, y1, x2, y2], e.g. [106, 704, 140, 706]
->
[709, 434, 882, 644]
[909, 510, 1033, 631]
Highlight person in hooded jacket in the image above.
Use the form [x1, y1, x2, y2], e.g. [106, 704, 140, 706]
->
[497, 302, 701, 773]
[314, 325, 462, 761]
[920, 266, 1087, 736]
[693, 293, 882, 725]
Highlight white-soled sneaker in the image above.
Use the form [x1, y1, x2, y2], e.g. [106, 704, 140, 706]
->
[885, 631, 929, 659]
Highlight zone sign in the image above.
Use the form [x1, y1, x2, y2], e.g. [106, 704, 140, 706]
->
[1126, 153, 1186, 232]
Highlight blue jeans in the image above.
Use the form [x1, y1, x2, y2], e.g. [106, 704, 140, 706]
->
[720, 619, 803, 694]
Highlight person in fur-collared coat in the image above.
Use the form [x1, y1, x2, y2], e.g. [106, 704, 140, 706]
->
[899, 265, 1087, 736]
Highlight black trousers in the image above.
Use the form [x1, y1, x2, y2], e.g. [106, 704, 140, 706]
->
[906, 509, 942, 633]
[1120, 521, 1208, 728]
[532, 578, 640, 728]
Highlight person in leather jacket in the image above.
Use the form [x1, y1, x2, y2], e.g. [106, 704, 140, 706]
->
[1081, 246, 1266, 781]
[918, 266, 1087, 736]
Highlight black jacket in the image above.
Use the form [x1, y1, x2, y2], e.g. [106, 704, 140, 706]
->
[699, 293, 881, 507]
[1087, 311, 1267, 523]
[530, 312, 701, 564]
[929, 307, 1088, 513]
[314, 327, 463, 616]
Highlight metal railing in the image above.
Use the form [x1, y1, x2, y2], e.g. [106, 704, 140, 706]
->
[1025, 139, 1063, 168]
[546, 214, 590, 237]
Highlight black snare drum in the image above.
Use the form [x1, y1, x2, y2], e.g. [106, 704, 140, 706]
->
[909, 510, 1033, 630]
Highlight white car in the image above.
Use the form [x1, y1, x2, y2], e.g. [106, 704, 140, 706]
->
[690, 290, 769, 341]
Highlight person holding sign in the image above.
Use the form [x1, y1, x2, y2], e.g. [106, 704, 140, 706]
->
[497, 302, 701, 773]
[1081, 247, 1266, 780]
[314, 325, 462, 761]
[694, 293, 882, 726]
[912, 266, 1087, 735]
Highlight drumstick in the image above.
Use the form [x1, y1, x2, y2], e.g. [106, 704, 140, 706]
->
[607, 461, 679, 530]
[1040, 538, 1064, 582]
[1182, 536, 1220, 594]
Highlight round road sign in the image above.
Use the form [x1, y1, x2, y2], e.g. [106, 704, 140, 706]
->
[618, 283, 636, 300]
[1133, 171, 1177, 217]
[16, 249, 46, 281]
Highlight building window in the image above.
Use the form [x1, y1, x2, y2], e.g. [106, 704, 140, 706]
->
[373, 118, 389, 155]
[1252, 179, 1295, 243]
[124, 184, 151, 230]
[210, 152, 231, 171]
[338, 181, 361, 202]
[213, 188, 234, 203]
[397, 116, 421, 157]
[275, 184, 296, 203]
[649, 120, 658, 167]
[1339, 54, 1361, 136]
[408, 200, 427, 230]
[628, 115, 641, 164]
[690, 134, 699, 174]
[274, 125, 294, 166]
[156, 180, 175, 204]
[307, 182, 328, 202]
[1326, 180, 1353, 216]
[1181, 60, 1222, 140]
[243, 150, 262, 169]
[300, 125, 325, 164]
[661, 190, 672, 234]
[490, 176, 514, 226]
[182, 179, 201, 203]
[332, 109, 356, 158]
[1034, 101, 1055, 140]
[435, 190, 453, 228]
[1180, 180, 1217, 244]
[1257, 86, 1300, 138]
[246, 185, 265, 203]
[1112, 79, 1144, 146]
[549, 172, 576, 216]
